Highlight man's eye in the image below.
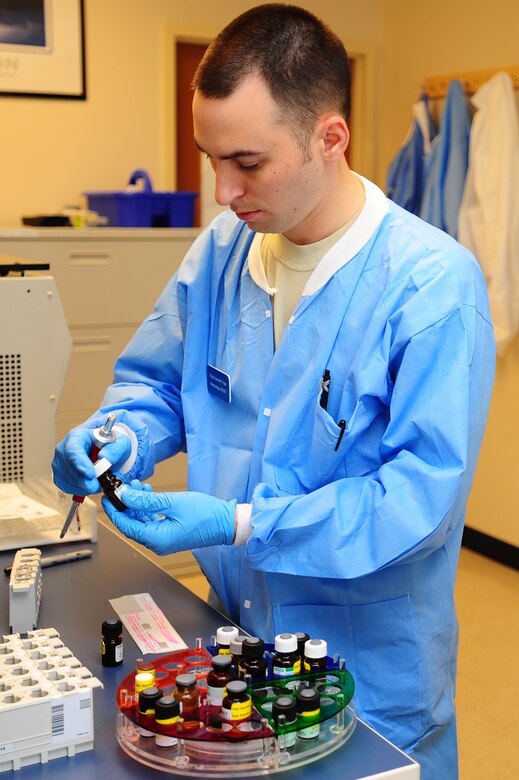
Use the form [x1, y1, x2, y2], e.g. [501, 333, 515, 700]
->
[239, 162, 259, 170]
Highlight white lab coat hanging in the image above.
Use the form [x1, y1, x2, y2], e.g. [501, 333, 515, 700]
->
[458, 71, 519, 355]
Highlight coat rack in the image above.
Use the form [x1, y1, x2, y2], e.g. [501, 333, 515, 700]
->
[423, 64, 519, 99]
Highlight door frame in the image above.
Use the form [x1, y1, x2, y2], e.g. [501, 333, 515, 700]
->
[161, 24, 215, 192]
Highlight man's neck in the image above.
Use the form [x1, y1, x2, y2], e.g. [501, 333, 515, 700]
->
[283, 162, 365, 245]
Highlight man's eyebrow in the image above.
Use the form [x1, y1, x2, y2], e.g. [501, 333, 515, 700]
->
[194, 139, 261, 160]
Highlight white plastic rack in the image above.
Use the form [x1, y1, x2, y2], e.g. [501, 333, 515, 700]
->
[8, 548, 42, 634]
[0, 627, 103, 772]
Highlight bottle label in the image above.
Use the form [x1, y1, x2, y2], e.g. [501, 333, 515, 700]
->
[298, 722, 320, 740]
[298, 710, 320, 740]
[273, 659, 300, 677]
[115, 643, 123, 663]
[207, 684, 226, 705]
[221, 699, 252, 721]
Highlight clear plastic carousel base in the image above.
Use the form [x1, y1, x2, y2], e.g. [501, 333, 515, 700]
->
[116, 705, 356, 776]
[115, 644, 356, 776]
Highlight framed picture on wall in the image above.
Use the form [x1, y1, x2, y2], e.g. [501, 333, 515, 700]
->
[0, 0, 85, 99]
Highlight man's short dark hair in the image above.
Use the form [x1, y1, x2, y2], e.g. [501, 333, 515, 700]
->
[192, 4, 351, 156]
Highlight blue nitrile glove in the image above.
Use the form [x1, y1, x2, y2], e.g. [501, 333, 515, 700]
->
[102, 482, 237, 556]
[52, 427, 132, 496]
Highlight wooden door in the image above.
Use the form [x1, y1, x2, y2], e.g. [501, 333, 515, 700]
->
[176, 42, 208, 226]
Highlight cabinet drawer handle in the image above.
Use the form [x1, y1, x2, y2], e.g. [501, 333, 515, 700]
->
[68, 251, 111, 266]
[72, 336, 112, 352]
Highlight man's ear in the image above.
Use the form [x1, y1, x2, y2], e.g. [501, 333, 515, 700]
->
[318, 114, 350, 161]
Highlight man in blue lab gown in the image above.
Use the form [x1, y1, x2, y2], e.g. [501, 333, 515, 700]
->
[53, 6, 495, 778]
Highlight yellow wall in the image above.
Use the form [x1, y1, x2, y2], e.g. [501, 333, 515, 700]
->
[0, 0, 517, 545]
[0, 0, 381, 227]
[379, 0, 519, 546]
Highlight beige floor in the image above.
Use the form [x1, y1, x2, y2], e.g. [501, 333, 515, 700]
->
[176, 548, 518, 780]
[454, 548, 518, 779]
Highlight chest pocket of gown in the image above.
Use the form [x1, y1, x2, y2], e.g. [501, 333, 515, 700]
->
[272, 396, 360, 495]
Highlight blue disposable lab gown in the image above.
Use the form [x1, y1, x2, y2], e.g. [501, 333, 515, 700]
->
[387, 95, 436, 215]
[99, 178, 494, 779]
[420, 80, 471, 238]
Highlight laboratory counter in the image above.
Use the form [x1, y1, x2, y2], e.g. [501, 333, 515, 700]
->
[0, 524, 419, 779]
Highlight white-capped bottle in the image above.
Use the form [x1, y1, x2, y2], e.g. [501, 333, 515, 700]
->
[272, 633, 301, 677]
[216, 625, 239, 655]
[304, 638, 328, 677]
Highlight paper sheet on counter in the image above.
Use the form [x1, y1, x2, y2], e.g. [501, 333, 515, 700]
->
[109, 592, 187, 654]
[0, 482, 57, 521]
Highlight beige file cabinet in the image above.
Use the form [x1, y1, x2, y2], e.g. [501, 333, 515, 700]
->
[0, 227, 199, 495]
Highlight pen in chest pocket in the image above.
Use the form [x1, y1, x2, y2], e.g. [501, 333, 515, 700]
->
[319, 369, 330, 410]
[335, 420, 346, 451]
[320, 370, 346, 450]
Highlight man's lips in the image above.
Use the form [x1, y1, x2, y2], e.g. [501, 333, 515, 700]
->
[234, 209, 261, 220]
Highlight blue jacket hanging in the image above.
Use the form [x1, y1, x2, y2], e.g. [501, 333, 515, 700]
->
[419, 79, 470, 238]
[387, 96, 436, 216]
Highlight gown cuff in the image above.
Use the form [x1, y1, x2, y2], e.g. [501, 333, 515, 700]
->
[233, 503, 253, 546]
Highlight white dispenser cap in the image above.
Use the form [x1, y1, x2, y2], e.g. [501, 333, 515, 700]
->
[304, 638, 327, 658]
[216, 625, 239, 645]
[274, 632, 297, 653]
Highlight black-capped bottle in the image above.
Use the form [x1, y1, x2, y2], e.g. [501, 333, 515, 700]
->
[294, 632, 310, 669]
[216, 625, 239, 655]
[206, 654, 235, 706]
[272, 696, 297, 748]
[98, 469, 127, 510]
[101, 618, 123, 667]
[296, 688, 320, 740]
[221, 680, 252, 723]
[138, 686, 163, 737]
[173, 673, 199, 720]
[155, 696, 180, 747]
[272, 633, 300, 678]
[304, 638, 328, 677]
[241, 636, 268, 682]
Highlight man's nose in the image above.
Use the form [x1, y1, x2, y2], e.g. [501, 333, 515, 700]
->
[213, 164, 246, 206]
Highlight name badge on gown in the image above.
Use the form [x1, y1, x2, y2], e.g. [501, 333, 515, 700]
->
[207, 364, 232, 404]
